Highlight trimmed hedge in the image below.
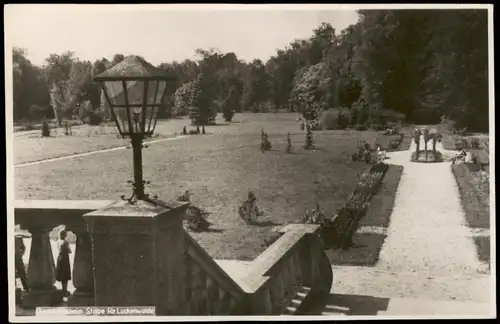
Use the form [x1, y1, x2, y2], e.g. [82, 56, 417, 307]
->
[322, 162, 390, 249]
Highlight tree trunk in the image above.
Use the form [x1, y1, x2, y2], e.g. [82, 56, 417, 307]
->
[52, 105, 60, 126]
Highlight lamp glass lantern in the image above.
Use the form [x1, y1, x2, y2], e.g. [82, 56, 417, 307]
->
[94, 56, 169, 139]
[93, 55, 170, 201]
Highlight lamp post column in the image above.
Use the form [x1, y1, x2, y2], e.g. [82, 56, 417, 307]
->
[131, 135, 145, 199]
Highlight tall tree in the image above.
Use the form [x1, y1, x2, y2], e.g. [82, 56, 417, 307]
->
[12, 48, 50, 121]
[189, 73, 213, 125]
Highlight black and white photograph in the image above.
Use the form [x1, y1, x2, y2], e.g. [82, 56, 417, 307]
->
[5, 4, 495, 320]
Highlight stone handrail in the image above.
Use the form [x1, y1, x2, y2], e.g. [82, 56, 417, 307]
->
[241, 224, 332, 315]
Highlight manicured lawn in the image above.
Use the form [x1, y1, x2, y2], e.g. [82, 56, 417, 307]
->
[452, 165, 490, 229]
[13, 123, 178, 165]
[326, 165, 404, 266]
[451, 164, 490, 265]
[359, 165, 404, 228]
[15, 113, 395, 261]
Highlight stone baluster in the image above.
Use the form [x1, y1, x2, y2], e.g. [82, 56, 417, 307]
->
[282, 260, 293, 299]
[66, 225, 95, 306]
[292, 253, 303, 286]
[21, 225, 57, 308]
[288, 256, 297, 290]
[258, 287, 274, 315]
[269, 272, 285, 314]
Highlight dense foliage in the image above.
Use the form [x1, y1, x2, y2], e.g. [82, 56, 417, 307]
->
[13, 10, 488, 131]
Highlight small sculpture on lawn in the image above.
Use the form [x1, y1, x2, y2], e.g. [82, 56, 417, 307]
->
[351, 141, 372, 163]
[414, 128, 422, 156]
[178, 191, 212, 232]
[451, 149, 467, 165]
[260, 128, 272, 152]
[182, 126, 187, 135]
[429, 131, 442, 156]
[285, 132, 292, 153]
[423, 128, 430, 160]
[239, 191, 264, 224]
[64, 120, 72, 136]
[300, 202, 327, 225]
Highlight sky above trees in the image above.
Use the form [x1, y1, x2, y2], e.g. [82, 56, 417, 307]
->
[6, 4, 359, 66]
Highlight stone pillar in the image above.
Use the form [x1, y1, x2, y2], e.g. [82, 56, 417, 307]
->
[22, 225, 58, 308]
[67, 227, 94, 306]
[83, 199, 188, 315]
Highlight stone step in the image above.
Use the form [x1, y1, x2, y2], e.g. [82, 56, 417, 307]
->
[281, 286, 312, 315]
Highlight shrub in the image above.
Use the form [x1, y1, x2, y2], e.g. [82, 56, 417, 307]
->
[469, 138, 481, 149]
[349, 108, 359, 126]
[320, 108, 343, 130]
[173, 81, 195, 117]
[85, 111, 103, 126]
[28, 104, 48, 122]
[354, 124, 367, 131]
[285, 132, 292, 153]
[337, 111, 350, 129]
[304, 123, 314, 149]
[260, 129, 272, 152]
[223, 108, 235, 122]
[41, 122, 50, 137]
[370, 124, 386, 131]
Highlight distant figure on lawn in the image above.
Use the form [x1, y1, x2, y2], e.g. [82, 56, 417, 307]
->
[239, 191, 264, 224]
[56, 229, 72, 298]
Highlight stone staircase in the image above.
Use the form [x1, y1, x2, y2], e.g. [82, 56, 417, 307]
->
[281, 286, 312, 315]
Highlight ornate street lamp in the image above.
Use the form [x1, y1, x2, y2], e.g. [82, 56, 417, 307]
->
[93, 55, 169, 203]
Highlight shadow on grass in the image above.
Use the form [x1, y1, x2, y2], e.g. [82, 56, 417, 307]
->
[325, 232, 387, 267]
[209, 123, 233, 127]
[474, 236, 490, 264]
[249, 220, 282, 227]
[303, 293, 390, 316]
[198, 228, 224, 233]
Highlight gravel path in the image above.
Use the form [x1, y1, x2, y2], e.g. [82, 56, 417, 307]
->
[14, 135, 188, 168]
[320, 135, 492, 316]
[378, 136, 484, 275]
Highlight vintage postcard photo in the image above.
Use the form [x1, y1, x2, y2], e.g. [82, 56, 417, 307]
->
[5, 3, 495, 321]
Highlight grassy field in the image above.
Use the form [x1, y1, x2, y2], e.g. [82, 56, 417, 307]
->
[451, 164, 490, 265]
[326, 165, 404, 266]
[14, 113, 410, 260]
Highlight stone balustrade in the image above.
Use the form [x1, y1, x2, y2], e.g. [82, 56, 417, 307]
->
[14, 200, 332, 316]
[15, 200, 114, 309]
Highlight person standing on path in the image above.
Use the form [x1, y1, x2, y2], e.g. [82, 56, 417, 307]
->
[55, 229, 72, 297]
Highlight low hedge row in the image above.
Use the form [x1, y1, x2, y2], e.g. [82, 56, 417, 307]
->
[322, 162, 389, 249]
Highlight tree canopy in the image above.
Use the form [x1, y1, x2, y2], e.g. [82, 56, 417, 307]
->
[12, 9, 489, 131]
